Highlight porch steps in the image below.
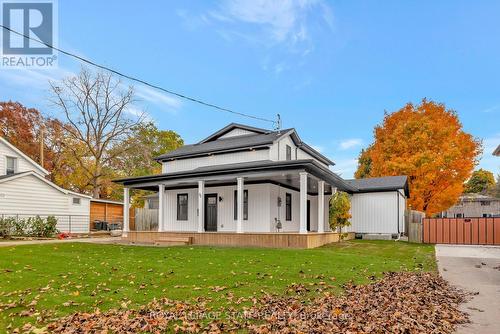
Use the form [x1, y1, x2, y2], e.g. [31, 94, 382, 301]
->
[154, 236, 192, 246]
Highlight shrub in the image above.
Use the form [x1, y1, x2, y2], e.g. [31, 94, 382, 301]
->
[0, 216, 59, 238]
[44, 216, 59, 237]
[12, 217, 28, 236]
[0, 217, 16, 238]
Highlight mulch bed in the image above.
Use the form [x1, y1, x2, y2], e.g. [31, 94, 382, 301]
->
[25, 272, 469, 333]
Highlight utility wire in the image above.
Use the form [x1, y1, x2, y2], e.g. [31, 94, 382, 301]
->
[0, 24, 276, 125]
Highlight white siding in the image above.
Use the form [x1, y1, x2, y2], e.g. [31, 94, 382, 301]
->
[0, 140, 46, 176]
[159, 183, 331, 233]
[350, 191, 404, 234]
[163, 184, 271, 232]
[269, 134, 329, 168]
[219, 128, 258, 139]
[269, 184, 330, 232]
[0, 175, 90, 233]
[162, 149, 270, 173]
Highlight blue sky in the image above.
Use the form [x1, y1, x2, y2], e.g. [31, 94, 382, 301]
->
[1, 0, 499, 178]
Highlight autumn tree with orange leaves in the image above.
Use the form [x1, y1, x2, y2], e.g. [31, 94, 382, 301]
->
[355, 99, 481, 215]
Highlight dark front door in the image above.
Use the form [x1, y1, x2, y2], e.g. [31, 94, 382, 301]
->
[307, 200, 311, 232]
[205, 194, 218, 232]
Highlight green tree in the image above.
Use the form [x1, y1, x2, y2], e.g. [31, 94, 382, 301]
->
[329, 192, 351, 236]
[354, 147, 372, 179]
[110, 122, 184, 204]
[464, 169, 496, 194]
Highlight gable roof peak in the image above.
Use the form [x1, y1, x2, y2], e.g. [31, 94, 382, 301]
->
[0, 136, 49, 176]
[199, 123, 271, 144]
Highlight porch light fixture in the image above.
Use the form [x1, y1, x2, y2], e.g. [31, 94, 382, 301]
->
[219, 196, 223, 202]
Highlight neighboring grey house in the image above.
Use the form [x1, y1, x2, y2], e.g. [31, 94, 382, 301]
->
[115, 123, 409, 246]
[440, 193, 500, 218]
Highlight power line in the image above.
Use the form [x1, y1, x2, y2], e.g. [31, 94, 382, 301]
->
[0, 24, 276, 125]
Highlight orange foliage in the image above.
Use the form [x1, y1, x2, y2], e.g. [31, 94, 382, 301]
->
[356, 99, 481, 215]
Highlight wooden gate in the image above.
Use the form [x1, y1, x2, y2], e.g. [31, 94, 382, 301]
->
[423, 217, 500, 245]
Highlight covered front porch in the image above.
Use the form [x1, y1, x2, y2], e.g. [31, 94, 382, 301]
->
[116, 160, 357, 248]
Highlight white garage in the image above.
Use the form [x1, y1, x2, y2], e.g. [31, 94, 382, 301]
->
[346, 176, 409, 237]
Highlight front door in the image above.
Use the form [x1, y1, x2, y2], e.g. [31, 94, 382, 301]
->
[307, 200, 311, 232]
[205, 194, 218, 232]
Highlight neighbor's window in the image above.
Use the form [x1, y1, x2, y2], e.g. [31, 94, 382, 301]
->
[6, 156, 16, 175]
[455, 213, 463, 218]
[480, 201, 490, 206]
[234, 190, 248, 220]
[483, 213, 492, 218]
[286, 145, 292, 160]
[286, 193, 292, 221]
[177, 194, 188, 220]
[72, 197, 81, 205]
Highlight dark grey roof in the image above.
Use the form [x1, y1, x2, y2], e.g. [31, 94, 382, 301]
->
[346, 176, 409, 196]
[199, 123, 269, 143]
[155, 129, 292, 161]
[155, 123, 335, 165]
[0, 171, 30, 181]
[115, 159, 357, 192]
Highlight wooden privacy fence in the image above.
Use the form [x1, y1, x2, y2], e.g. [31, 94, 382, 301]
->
[134, 208, 158, 231]
[423, 217, 500, 245]
[406, 210, 425, 243]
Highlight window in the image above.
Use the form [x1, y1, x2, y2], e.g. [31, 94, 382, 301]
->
[72, 197, 81, 205]
[234, 190, 248, 220]
[455, 213, 463, 218]
[177, 194, 188, 220]
[6, 156, 16, 175]
[480, 201, 490, 206]
[286, 145, 292, 161]
[483, 213, 492, 218]
[285, 193, 292, 221]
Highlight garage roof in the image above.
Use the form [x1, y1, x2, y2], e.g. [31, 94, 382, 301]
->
[346, 176, 409, 196]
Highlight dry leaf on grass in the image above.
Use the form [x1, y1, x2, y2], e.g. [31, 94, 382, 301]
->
[40, 272, 469, 334]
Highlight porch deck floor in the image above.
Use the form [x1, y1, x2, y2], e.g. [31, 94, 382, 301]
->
[124, 231, 354, 249]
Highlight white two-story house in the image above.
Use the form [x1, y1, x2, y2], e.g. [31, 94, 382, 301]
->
[0, 137, 91, 233]
[116, 123, 409, 248]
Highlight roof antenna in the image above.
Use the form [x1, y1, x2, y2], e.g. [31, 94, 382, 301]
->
[274, 114, 282, 132]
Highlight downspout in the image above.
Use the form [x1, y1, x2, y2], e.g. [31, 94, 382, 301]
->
[397, 191, 400, 235]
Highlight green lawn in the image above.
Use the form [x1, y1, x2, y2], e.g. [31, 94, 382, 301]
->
[0, 240, 435, 331]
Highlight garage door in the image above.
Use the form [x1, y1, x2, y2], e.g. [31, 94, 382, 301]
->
[423, 217, 500, 245]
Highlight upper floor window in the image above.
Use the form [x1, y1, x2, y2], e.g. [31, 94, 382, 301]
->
[6, 156, 17, 175]
[72, 198, 81, 205]
[480, 201, 490, 206]
[286, 145, 292, 161]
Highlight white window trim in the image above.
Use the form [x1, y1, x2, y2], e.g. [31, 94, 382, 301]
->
[5, 156, 18, 175]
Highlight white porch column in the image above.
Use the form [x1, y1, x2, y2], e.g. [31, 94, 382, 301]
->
[198, 180, 205, 233]
[318, 180, 325, 233]
[299, 172, 308, 234]
[123, 187, 130, 236]
[236, 177, 244, 233]
[158, 184, 165, 232]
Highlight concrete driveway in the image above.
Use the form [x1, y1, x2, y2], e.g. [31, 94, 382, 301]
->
[436, 244, 500, 334]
